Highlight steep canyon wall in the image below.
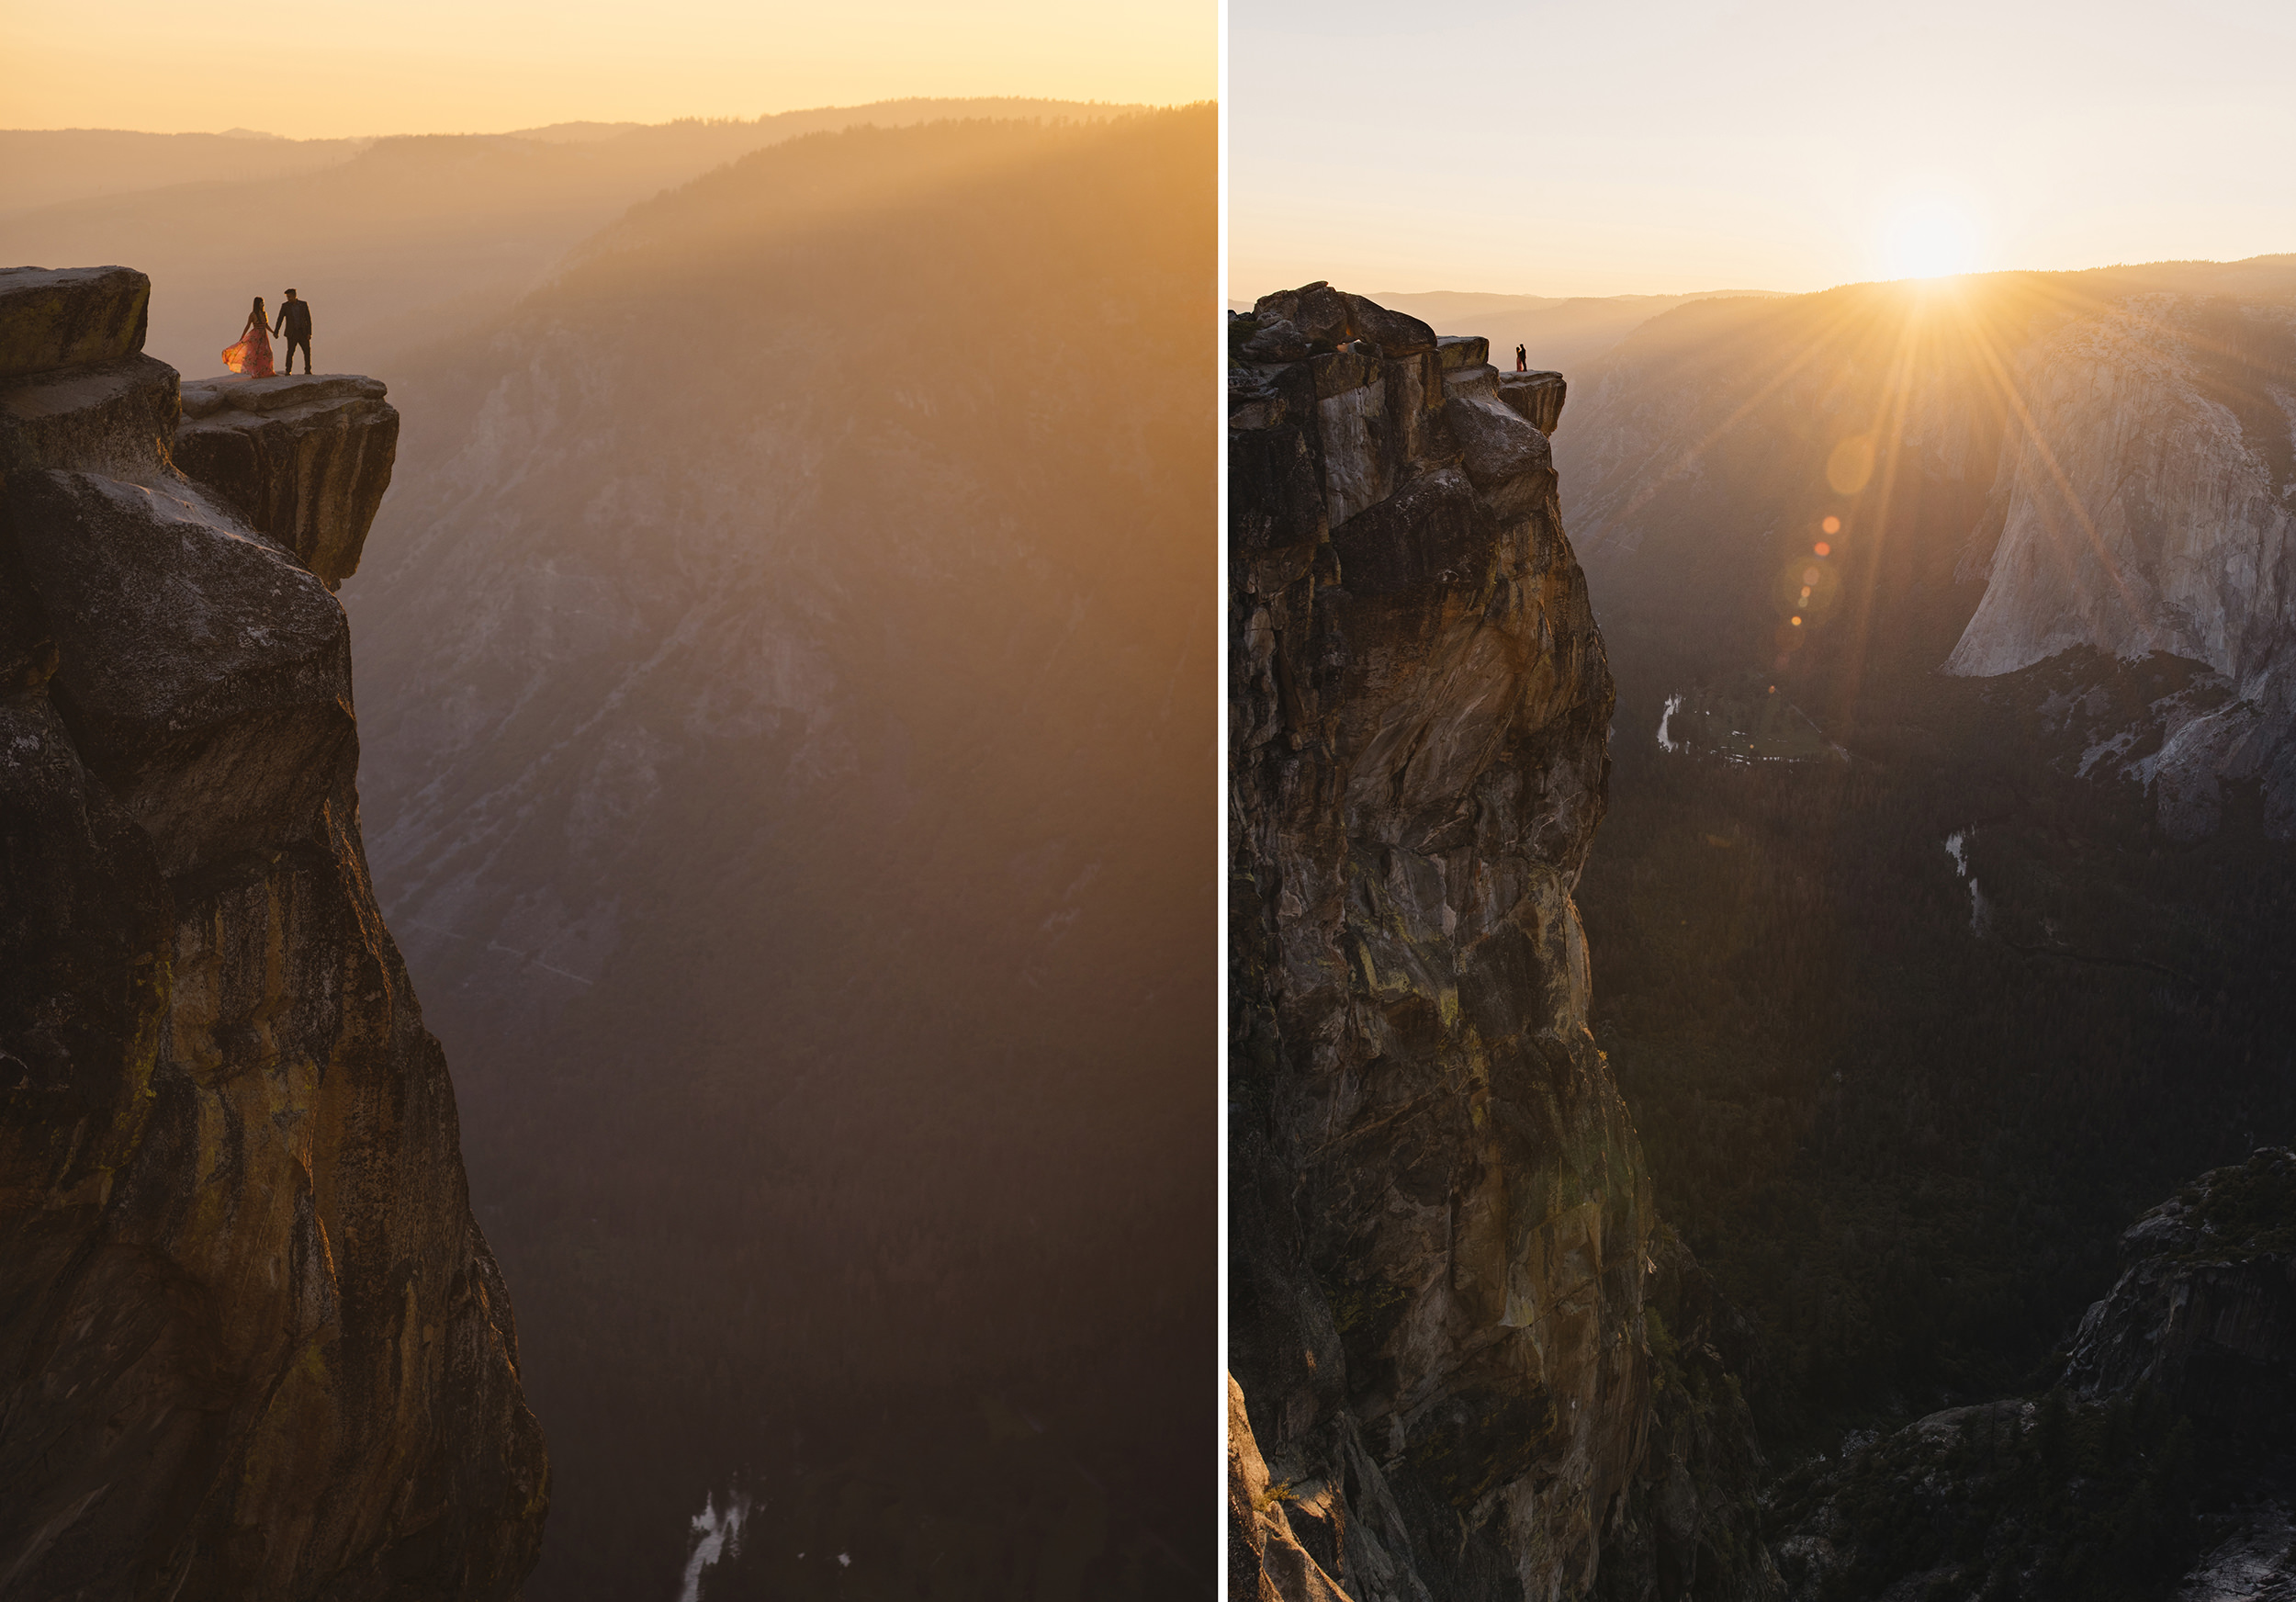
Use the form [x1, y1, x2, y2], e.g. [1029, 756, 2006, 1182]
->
[0, 265, 545, 1600]
[1227, 286, 1771, 1602]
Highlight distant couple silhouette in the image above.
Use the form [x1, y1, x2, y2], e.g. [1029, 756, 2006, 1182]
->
[221, 289, 313, 378]
[1513, 343, 1527, 372]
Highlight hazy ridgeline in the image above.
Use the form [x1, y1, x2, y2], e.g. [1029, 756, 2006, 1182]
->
[8, 107, 1215, 1597]
[0, 99, 1144, 380]
[1541, 261, 2296, 1451]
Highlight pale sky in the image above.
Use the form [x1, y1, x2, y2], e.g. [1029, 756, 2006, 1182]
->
[2, 0, 1215, 139]
[1232, 0, 2296, 299]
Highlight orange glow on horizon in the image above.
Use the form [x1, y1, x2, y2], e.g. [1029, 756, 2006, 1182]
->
[5, 0, 1216, 140]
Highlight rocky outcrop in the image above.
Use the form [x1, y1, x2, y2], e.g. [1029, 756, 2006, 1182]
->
[1228, 286, 1773, 1602]
[174, 376, 400, 589]
[0, 267, 545, 1600]
[1770, 1151, 2296, 1601]
[2064, 1147, 2296, 1432]
[0, 265, 150, 379]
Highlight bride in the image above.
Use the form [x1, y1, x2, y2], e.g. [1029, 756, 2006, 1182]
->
[221, 296, 275, 377]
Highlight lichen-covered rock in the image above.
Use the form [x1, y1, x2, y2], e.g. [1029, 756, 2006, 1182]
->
[2065, 1147, 2296, 1434]
[1229, 286, 1773, 1602]
[0, 265, 151, 380]
[174, 375, 400, 588]
[0, 267, 544, 1601]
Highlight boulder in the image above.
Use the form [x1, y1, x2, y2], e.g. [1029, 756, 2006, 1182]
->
[6, 468, 355, 876]
[0, 354, 179, 483]
[1444, 389, 1556, 521]
[1340, 292, 1436, 356]
[0, 266, 150, 380]
[1250, 285, 1436, 357]
[2065, 1146, 2296, 1434]
[174, 376, 398, 588]
[1436, 334, 1489, 371]
[1498, 368, 1568, 434]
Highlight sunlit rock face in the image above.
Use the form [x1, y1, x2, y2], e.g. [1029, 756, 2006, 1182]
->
[175, 375, 401, 588]
[1228, 287, 1773, 1602]
[0, 266, 545, 1601]
[1941, 292, 2296, 836]
[1554, 257, 2296, 838]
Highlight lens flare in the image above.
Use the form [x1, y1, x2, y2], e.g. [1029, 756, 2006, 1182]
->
[1821, 516, 1840, 535]
[1814, 541, 1831, 557]
[1826, 434, 1876, 495]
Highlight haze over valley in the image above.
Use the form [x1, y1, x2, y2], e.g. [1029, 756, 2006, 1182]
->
[6, 100, 1215, 1599]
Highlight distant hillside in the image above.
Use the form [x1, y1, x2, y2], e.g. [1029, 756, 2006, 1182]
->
[0, 127, 369, 214]
[1227, 285, 1784, 373]
[1, 99, 1148, 376]
[343, 107, 1215, 1600]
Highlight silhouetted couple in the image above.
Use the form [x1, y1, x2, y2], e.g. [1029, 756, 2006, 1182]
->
[1514, 343, 1527, 372]
[220, 289, 313, 378]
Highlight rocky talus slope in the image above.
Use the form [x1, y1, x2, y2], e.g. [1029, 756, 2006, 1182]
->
[0, 266, 545, 1599]
[1228, 285, 1774, 1602]
[1772, 1149, 2296, 1601]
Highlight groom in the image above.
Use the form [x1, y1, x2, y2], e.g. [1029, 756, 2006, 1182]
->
[272, 288, 313, 375]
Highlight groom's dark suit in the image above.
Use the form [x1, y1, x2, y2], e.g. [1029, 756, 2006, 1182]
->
[275, 298, 313, 374]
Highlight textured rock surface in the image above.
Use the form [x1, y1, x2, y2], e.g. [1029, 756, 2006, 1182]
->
[174, 375, 400, 588]
[1228, 287, 1773, 1602]
[2065, 1147, 2296, 1430]
[1497, 371, 1567, 435]
[1769, 1152, 2296, 1601]
[0, 268, 545, 1600]
[0, 265, 151, 379]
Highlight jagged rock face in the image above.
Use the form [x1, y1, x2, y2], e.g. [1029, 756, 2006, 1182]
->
[2065, 1147, 2296, 1433]
[1229, 288, 1772, 1602]
[175, 376, 400, 589]
[0, 267, 544, 1600]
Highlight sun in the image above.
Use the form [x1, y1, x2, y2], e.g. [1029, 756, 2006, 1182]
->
[1881, 200, 1980, 280]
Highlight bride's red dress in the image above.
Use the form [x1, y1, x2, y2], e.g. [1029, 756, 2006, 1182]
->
[222, 322, 274, 377]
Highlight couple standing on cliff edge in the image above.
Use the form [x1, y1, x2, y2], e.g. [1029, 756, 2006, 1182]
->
[222, 289, 314, 378]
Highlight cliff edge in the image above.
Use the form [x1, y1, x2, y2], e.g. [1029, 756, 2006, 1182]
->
[0, 265, 546, 1600]
[1227, 285, 1773, 1602]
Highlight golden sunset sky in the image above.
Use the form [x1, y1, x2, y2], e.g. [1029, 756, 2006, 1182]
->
[1232, 0, 2295, 298]
[4, 0, 1216, 138]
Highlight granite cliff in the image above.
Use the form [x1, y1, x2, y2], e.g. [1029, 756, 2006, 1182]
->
[0, 265, 546, 1599]
[1228, 285, 1773, 1602]
[1555, 256, 2296, 838]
